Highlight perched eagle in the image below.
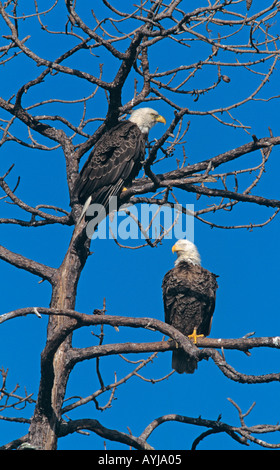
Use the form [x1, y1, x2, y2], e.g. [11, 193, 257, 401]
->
[73, 107, 166, 222]
[162, 239, 218, 374]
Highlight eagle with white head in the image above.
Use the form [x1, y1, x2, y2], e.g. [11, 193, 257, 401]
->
[73, 108, 166, 222]
[162, 239, 218, 374]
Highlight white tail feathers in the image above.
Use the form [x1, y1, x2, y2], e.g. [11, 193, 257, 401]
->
[76, 195, 92, 226]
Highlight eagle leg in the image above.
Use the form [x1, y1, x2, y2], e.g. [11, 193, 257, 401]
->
[188, 328, 204, 345]
[167, 338, 179, 348]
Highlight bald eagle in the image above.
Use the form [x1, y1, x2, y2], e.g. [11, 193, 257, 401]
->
[73, 108, 166, 222]
[162, 239, 218, 374]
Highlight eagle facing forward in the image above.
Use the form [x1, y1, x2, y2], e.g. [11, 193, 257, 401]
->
[162, 239, 218, 374]
[73, 108, 166, 222]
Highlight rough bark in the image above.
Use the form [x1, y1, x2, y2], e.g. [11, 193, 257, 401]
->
[28, 221, 89, 449]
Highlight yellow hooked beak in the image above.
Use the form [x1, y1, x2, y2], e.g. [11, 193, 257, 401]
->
[156, 114, 166, 124]
[172, 242, 179, 254]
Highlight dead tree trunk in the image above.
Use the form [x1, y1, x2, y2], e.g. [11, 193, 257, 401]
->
[28, 221, 89, 450]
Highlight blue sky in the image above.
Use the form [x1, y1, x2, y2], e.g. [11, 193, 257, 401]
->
[1, 1, 280, 450]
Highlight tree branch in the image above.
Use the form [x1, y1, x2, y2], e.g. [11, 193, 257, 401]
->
[0, 246, 55, 283]
[1, 307, 280, 385]
[0, 175, 72, 225]
[58, 417, 153, 450]
[121, 136, 280, 209]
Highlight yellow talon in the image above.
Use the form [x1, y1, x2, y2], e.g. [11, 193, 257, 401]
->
[121, 187, 128, 192]
[188, 328, 204, 344]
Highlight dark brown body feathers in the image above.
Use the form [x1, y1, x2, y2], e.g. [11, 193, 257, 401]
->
[162, 261, 218, 373]
[73, 121, 145, 212]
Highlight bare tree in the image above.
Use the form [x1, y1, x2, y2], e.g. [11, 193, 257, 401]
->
[1, 0, 280, 450]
